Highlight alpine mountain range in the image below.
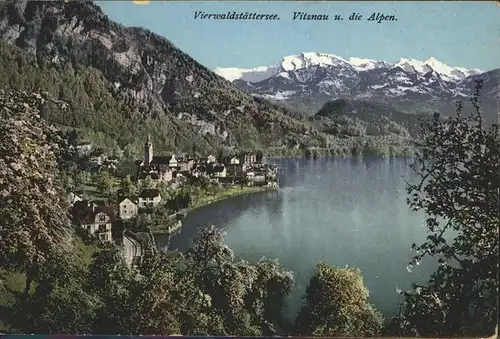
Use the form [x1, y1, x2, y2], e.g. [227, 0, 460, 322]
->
[215, 52, 499, 121]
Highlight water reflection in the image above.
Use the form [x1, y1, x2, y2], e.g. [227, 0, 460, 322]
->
[159, 157, 435, 318]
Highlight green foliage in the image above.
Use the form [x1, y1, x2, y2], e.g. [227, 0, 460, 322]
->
[122, 259, 182, 335]
[96, 170, 115, 196]
[8, 251, 98, 334]
[88, 245, 137, 334]
[312, 98, 423, 138]
[119, 175, 137, 197]
[3, 227, 295, 336]
[147, 205, 176, 233]
[75, 171, 91, 191]
[388, 81, 499, 337]
[185, 226, 295, 336]
[0, 90, 73, 296]
[0, 35, 327, 157]
[138, 176, 156, 191]
[166, 189, 191, 212]
[294, 263, 384, 337]
[137, 253, 210, 335]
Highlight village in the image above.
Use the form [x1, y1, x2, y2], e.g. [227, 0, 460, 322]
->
[67, 136, 279, 267]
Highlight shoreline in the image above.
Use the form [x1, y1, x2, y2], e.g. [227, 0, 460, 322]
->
[267, 153, 415, 159]
[263, 146, 416, 159]
[187, 185, 277, 214]
[151, 185, 277, 236]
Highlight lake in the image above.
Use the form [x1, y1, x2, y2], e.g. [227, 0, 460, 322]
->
[156, 156, 437, 319]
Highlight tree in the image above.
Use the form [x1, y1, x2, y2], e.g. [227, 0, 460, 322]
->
[244, 259, 295, 335]
[87, 245, 134, 334]
[123, 265, 181, 335]
[8, 249, 98, 334]
[157, 180, 172, 200]
[185, 226, 294, 336]
[197, 176, 210, 194]
[390, 81, 499, 337]
[112, 145, 123, 159]
[119, 174, 137, 197]
[75, 171, 89, 191]
[216, 148, 225, 163]
[96, 170, 114, 196]
[294, 263, 383, 337]
[191, 142, 197, 157]
[185, 226, 256, 335]
[185, 226, 233, 283]
[0, 90, 73, 297]
[58, 170, 75, 192]
[138, 175, 155, 191]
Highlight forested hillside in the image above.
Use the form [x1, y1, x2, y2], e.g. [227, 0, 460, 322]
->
[0, 1, 327, 156]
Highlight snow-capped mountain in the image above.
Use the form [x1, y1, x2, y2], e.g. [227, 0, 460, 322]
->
[216, 52, 483, 84]
[215, 52, 497, 120]
[394, 57, 482, 82]
[213, 66, 279, 82]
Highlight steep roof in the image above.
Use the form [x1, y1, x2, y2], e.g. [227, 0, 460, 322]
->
[118, 196, 139, 204]
[151, 156, 172, 165]
[214, 165, 225, 172]
[73, 204, 116, 225]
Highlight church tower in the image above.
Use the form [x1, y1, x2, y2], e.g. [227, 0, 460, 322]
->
[144, 134, 153, 166]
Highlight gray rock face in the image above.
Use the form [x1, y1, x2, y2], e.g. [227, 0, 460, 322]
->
[0, 1, 322, 150]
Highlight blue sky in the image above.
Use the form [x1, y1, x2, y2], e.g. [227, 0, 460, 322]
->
[97, 1, 500, 71]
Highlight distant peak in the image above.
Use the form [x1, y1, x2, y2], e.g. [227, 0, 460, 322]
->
[280, 52, 349, 72]
[426, 56, 439, 63]
[213, 65, 279, 82]
[395, 56, 483, 80]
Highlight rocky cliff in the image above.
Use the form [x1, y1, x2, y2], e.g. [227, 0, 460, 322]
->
[0, 0, 325, 155]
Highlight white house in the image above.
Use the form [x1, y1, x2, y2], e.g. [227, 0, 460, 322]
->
[207, 154, 216, 164]
[138, 189, 162, 209]
[230, 156, 240, 165]
[89, 150, 107, 166]
[79, 206, 114, 242]
[246, 171, 255, 182]
[160, 168, 174, 182]
[168, 154, 178, 169]
[179, 159, 195, 172]
[242, 153, 257, 165]
[119, 197, 139, 220]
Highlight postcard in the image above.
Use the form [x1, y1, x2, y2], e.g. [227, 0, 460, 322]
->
[0, 0, 498, 338]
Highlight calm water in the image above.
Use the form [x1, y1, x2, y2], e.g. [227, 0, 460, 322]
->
[157, 157, 437, 318]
